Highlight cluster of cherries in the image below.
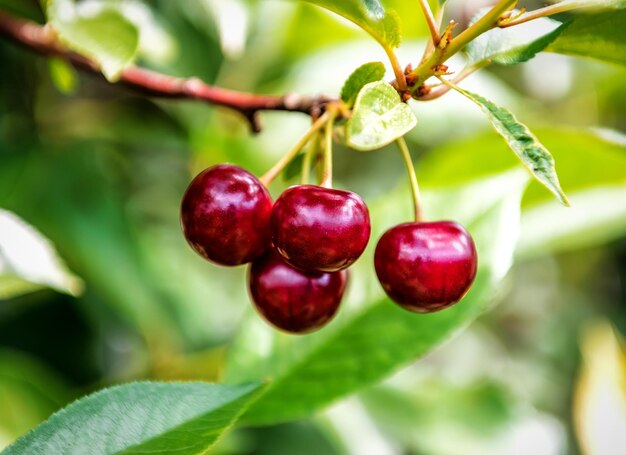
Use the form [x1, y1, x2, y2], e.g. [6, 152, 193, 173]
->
[180, 164, 477, 334]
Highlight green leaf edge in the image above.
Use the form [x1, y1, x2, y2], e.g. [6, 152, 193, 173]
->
[340, 61, 386, 107]
[1, 381, 265, 455]
[303, 0, 402, 49]
[450, 86, 569, 206]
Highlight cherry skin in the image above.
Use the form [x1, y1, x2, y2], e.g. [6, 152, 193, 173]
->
[271, 185, 370, 273]
[180, 164, 272, 266]
[374, 221, 477, 313]
[249, 249, 348, 334]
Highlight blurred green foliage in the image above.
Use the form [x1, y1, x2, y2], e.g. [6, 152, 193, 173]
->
[1, 0, 625, 454]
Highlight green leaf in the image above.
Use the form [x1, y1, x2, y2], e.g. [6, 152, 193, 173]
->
[2, 382, 263, 455]
[345, 81, 417, 151]
[466, 5, 626, 67]
[466, 13, 561, 65]
[0, 209, 83, 298]
[448, 86, 569, 206]
[546, 10, 626, 66]
[300, 0, 401, 49]
[47, 1, 139, 81]
[417, 128, 626, 257]
[226, 171, 527, 425]
[340, 61, 386, 107]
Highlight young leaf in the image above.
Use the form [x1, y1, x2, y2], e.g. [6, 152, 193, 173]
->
[2, 382, 263, 455]
[225, 171, 527, 425]
[47, 1, 139, 81]
[300, 0, 401, 49]
[546, 10, 626, 66]
[448, 86, 569, 206]
[0, 209, 83, 298]
[466, 13, 561, 65]
[340, 61, 386, 107]
[346, 81, 417, 151]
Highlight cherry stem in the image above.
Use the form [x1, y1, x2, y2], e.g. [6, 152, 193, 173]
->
[417, 60, 489, 101]
[260, 111, 330, 187]
[436, 74, 461, 93]
[499, 1, 586, 28]
[385, 47, 408, 91]
[301, 132, 320, 184]
[320, 107, 338, 188]
[418, 0, 441, 46]
[396, 137, 423, 222]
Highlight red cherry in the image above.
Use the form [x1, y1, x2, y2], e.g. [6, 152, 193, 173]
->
[248, 250, 347, 333]
[180, 164, 272, 266]
[271, 185, 370, 273]
[374, 221, 477, 313]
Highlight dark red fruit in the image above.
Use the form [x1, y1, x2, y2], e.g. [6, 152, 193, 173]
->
[271, 185, 370, 273]
[374, 221, 477, 313]
[249, 249, 347, 334]
[181, 164, 272, 266]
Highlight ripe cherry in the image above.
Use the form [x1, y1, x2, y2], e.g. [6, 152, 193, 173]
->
[249, 249, 347, 333]
[374, 221, 477, 313]
[180, 164, 272, 266]
[271, 185, 370, 273]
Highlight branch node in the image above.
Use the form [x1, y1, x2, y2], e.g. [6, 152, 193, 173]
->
[244, 111, 262, 134]
[283, 93, 301, 110]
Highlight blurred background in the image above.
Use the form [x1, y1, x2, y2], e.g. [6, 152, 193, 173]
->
[1, 0, 625, 454]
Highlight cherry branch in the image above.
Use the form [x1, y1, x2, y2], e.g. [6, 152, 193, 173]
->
[0, 10, 327, 133]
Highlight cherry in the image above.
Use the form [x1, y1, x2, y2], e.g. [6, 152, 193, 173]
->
[271, 185, 370, 273]
[374, 221, 477, 313]
[180, 164, 272, 266]
[249, 249, 347, 333]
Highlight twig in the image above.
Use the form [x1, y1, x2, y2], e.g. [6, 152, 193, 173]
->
[410, 0, 517, 92]
[418, 0, 440, 45]
[0, 10, 327, 133]
[420, 6, 445, 64]
[417, 61, 489, 101]
[499, 1, 586, 28]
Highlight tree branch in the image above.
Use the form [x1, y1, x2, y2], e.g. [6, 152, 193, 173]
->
[0, 10, 326, 133]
